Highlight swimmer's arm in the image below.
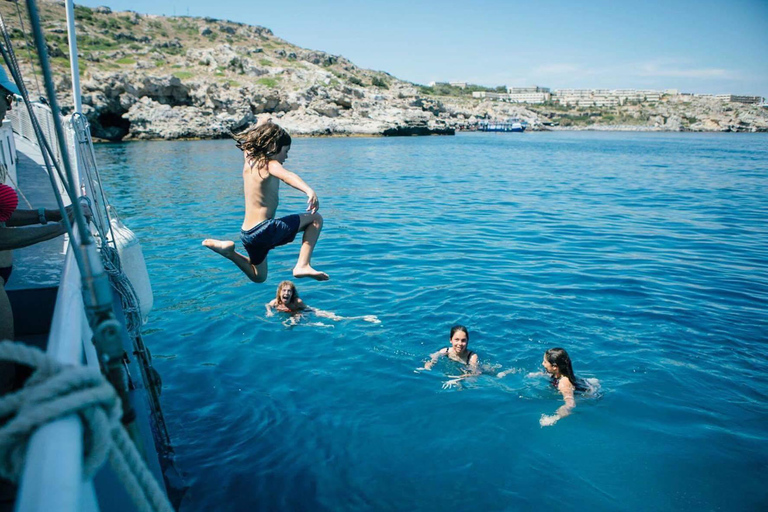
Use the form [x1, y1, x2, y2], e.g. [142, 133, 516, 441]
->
[266, 300, 277, 316]
[423, 348, 448, 370]
[541, 378, 576, 427]
[294, 298, 308, 311]
[555, 378, 576, 418]
[311, 308, 344, 321]
[267, 161, 319, 213]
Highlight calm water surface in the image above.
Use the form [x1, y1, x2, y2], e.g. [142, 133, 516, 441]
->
[95, 132, 768, 511]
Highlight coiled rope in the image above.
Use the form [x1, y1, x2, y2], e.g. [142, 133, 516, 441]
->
[0, 341, 173, 512]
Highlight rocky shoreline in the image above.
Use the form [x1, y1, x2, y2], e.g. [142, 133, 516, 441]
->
[75, 70, 768, 141]
[5, 2, 767, 140]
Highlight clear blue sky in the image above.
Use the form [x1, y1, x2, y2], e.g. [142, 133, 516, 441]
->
[76, 0, 768, 97]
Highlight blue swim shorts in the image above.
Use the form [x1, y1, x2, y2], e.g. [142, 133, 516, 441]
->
[240, 214, 301, 265]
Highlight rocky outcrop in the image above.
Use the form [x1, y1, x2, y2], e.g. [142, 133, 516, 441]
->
[74, 68, 457, 140]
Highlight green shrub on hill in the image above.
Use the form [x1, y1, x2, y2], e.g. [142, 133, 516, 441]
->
[257, 77, 280, 88]
[371, 77, 388, 89]
[74, 5, 93, 21]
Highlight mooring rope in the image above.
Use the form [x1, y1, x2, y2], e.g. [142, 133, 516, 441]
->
[0, 341, 173, 512]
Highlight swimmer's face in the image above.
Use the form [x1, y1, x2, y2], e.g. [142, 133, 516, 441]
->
[450, 330, 469, 354]
[542, 356, 557, 375]
[280, 285, 294, 303]
[274, 145, 290, 164]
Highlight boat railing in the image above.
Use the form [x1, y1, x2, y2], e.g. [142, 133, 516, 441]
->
[7, 98, 64, 164]
[6, 97, 74, 204]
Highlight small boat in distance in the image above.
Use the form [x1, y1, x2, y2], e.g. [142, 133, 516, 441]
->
[478, 118, 528, 132]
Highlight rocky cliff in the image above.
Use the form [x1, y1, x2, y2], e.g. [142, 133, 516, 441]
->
[2, 1, 766, 140]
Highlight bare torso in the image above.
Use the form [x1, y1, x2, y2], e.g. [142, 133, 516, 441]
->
[242, 156, 279, 230]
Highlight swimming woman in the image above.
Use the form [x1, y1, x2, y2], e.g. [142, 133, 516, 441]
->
[422, 325, 479, 388]
[266, 280, 306, 314]
[266, 280, 379, 324]
[539, 347, 589, 427]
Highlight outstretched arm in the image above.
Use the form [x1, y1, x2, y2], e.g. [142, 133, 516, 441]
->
[540, 378, 576, 427]
[267, 161, 319, 213]
[312, 308, 344, 321]
[0, 222, 68, 250]
[5, 205, 71, 227]
[423, 348, 447, 370]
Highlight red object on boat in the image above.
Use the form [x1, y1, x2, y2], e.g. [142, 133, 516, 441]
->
[0, 183, 19, 222]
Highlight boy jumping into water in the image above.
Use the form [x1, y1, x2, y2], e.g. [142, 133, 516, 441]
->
[203, 119, 329, 282]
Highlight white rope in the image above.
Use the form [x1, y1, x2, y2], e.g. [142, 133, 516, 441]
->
[0, 341, 173, 512]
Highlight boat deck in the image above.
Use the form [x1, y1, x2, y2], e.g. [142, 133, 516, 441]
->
[6, 134, 69, 291]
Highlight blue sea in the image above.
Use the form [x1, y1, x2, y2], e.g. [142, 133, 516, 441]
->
[94, 132, 768, 512]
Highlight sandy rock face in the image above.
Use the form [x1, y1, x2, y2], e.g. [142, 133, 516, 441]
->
[77, 70, 457, 140]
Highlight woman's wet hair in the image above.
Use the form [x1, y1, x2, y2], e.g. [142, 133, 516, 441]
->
[545, 347, 579, 387]
[450, 325, 469, 341]
[275, 280, 298, 305]
[234, 120, 292, 171]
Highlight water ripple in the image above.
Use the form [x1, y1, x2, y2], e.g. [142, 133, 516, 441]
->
[94, 132, 768, 511]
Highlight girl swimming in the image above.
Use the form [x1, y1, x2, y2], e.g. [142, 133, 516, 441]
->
[424, 325, 478, 369]
[539, 347, 589, 427]
[266, 280, 380, 324]
[422, 325, 480, 388]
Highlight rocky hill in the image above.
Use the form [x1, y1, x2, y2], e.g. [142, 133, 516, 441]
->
[1, 1, 766, 140]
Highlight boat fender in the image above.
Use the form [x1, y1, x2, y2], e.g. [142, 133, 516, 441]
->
[109, 209, 153, 323]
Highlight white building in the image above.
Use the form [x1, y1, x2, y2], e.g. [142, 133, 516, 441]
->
[471, 91, 507, 100]
[507, 85, 550, 94]
[716, 94, 764, 104]
[506, 92, 550, 104]
[553, 88, 663, 106]
[472, 91, 550, 103]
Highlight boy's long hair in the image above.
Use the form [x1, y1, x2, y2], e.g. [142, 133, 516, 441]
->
[545, 347, 585, 390]
[234, 120, 292, 171]
[275, 280, 298, 306]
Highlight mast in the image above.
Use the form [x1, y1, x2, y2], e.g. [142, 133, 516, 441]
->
[64, 0, 82, 113]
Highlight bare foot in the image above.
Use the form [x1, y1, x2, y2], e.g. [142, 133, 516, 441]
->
[202, 239, 235, 258]
[293, 265, 329, 281]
